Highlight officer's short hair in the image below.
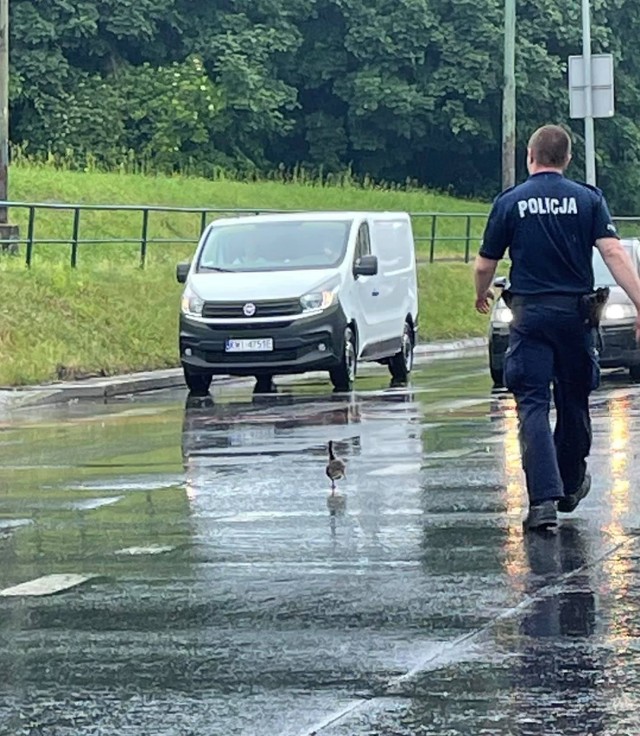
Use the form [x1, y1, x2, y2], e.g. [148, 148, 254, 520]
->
[528, 125, 572, 168]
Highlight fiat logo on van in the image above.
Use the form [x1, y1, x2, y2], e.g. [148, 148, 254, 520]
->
[243, 302, 256, 317]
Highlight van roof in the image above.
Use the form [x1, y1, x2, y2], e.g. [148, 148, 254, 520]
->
[208, 211, 411, 228]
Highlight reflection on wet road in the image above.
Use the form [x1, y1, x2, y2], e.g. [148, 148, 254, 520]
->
[1, 357, 640, 735]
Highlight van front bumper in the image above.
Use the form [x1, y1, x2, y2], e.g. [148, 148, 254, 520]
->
[179, 306, 348, 377]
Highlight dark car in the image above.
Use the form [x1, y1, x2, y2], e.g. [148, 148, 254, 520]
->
[488, 238, 640, 388]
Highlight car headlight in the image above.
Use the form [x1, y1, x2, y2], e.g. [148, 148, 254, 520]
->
[181, 286, 205, 316]
[604, 303, 636, 321]
[493, 306, 513, 324]
[300, 287, 338, 312]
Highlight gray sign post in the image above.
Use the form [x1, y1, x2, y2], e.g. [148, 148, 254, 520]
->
[0, 0, 19, 253]
[502, 0, 516, 190]
[0, 0, 8, 223]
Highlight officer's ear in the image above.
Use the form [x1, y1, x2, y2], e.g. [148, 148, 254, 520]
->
[526, 147, 534, 171]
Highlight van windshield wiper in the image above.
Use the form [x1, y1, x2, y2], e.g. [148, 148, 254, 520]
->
[199, 266, 237, 273]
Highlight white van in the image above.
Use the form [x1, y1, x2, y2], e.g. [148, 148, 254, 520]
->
[176, 211, 419, 394]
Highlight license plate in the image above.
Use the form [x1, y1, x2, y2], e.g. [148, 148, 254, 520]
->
[225, 338, 274, 352]
[229, 426, 276, 446]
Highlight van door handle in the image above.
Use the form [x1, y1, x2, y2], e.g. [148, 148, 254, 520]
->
[372, 289, 379, 296]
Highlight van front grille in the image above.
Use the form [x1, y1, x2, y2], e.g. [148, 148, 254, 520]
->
[204, 321, 294, 331]
[206, 350, 298, 363]
[202, 299, 302, 319]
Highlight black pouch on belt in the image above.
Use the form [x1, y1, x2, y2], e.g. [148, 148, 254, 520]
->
[580, 287, 610, 353]
[580, 287, 610, 329]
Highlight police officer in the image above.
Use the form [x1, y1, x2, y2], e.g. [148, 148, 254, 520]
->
[474, 124, 640, 531]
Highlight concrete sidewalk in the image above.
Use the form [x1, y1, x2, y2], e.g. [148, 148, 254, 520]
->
[0, 336, 487, 409]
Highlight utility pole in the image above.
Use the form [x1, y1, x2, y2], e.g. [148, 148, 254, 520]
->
[581, 0, 596, 185]
[0, 0, 8, 223]
[502, 0, 516, 190]
[0, 0, 17, 252]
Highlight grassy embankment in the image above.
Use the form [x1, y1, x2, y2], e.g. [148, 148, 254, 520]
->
[0, 166, 501, 386]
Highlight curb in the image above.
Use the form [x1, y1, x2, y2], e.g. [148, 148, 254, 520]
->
[0, 336, 488, 409]
[415, 336, 487, 356]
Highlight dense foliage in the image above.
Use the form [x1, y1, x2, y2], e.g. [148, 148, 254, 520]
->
[9, 0, 640, 211]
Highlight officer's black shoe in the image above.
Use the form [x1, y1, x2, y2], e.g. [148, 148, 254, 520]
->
[523, 500, 558, 532]
[558, 472, 592, 513]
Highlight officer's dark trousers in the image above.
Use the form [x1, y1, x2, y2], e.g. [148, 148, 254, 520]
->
[504, 295, 597, 505]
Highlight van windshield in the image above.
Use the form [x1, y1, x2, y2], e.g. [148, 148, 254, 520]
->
[592, 242, 635, 287]
[197, 220, 352, 272]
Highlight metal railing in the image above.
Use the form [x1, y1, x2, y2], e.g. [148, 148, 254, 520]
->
[0, 200, 637, 268]
[0, 202, 288, 268]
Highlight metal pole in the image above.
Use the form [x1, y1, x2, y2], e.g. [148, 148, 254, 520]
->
[502, 0, 516, 190]
[582, 0, 596, 185]
[0, 0, 8, 222]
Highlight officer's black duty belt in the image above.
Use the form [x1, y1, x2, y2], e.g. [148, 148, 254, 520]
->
[509, 293, 583, 306]
[504, 288, 610, 330]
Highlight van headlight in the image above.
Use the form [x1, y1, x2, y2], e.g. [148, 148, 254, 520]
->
[604, 303, 636, 321]
[493, 306, 513, 324]
[300, 287, 338, 313]
[181, 286, 205, 316]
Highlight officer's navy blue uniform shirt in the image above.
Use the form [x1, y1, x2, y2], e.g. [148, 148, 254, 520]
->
[479, 171, 619, 295]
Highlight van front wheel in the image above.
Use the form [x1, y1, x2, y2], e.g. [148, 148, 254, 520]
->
[183, 367, 212, 396]
[388, 321, 414, 384]
[330, 327, 357, 392]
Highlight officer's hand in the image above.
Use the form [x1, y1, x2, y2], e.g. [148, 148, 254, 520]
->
[635, 314, 640, 344]
[475, 290, 494, 314]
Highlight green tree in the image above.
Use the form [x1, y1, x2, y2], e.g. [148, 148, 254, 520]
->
[8, 0, 640, 212]
[175, 0, 307, 168]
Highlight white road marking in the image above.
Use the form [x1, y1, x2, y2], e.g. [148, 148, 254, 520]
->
[65, 496, 123, 511]
[423, 448, 478, 460]
[0, 573, 98, 597]
[296, 535, 635, 736]
[425, 397, 492, 413]
[213, 510, 329, 523]
[0, 518, 32, 530]
[367, 463, 422, 476]
[114, 545, 175, 556]
[67, 478, 181, 492]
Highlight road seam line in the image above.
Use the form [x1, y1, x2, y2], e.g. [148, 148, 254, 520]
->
[298, 534, 636, 736]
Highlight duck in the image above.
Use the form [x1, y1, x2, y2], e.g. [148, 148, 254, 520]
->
[325, 440, 346, 495]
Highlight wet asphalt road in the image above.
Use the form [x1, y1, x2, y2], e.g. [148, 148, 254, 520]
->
[1, 355, 640, 735]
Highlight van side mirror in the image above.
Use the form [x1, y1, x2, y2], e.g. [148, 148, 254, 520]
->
[493, 276, 508, 289]
[176, 262, 190, 284]
[354, 254, 378, 277]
